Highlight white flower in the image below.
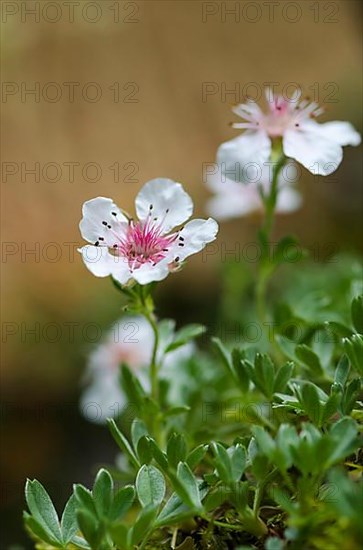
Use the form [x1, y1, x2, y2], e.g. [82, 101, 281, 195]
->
[217, 88, 361, 176]
[205, 162, 302, 220]
[80, 316, 194, 424]
[79, 178, 218, 285]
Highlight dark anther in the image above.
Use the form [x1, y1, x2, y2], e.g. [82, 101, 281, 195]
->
[102, 221, 107, 226]
[111, 212, 117, 216]
[107, 224, 111, 229]
[179, 243, 184, 247]
[113, 244, 118, 248]
[175, 256, 180, 262]
[179, 236, 184, 241]
[99, 237, 104, 241]
[95, 241, 99, 246]
[149, 204, 153, 210]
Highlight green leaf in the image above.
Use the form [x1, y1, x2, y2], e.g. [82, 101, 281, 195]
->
[229, 444, 246, 482]
[155, 492, 190, 527]
[92, 469, 113, 517]
[167, 433, 187, 469]
[211, 337, 237, 382]
[343, 334, 363, 375]
[273, 362, 294, 393]
[121, 364, 146, 407]
[341, 378, 361, 415]
[351, 295, 363, 333]
[60, 494, 78, 543]
[131, 419, 148, 452]
[252, 427, 275, 459]
[25, 479, 62, 543]
[211, 442, 233, 484]
[137, 435, 153, 464]
[186, 444, 208, 469]
[73, 485, 97, 517]
[165, 324, 206, 352]
[148, 438, 169, 472]
[129, 504, 158, 546]
[295, 344, 323, 376]
[76, 509, 103, 548]
[299, 383, 322, 425]
[163, 405, 191, 418]
[136, 465, 166, 507]
[173, 462, 202, 510]
[107, 418, 140, 469]
[108, 523, 129, 550]
[24, 512, 62, 547]
[334, 355, 350, 388]
[109, 486, 135, 522]
[231, 349, 250, 393]
[253, 353, 275, 398]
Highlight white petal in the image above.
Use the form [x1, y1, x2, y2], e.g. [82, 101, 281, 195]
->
[80, 376, 125, 424]
[283, 126, 343, 176]
[79, 245, 131, 284]
[171, 218, 219, 261]
[311, 120, 361, 147]
[205, 173, 261, 220]
[217, 131, 272, 182]
[135, 178, 193, 233]
[80, 197, 127, 245]
[276, 187, 302, 213]
[131, 258, 171, 285]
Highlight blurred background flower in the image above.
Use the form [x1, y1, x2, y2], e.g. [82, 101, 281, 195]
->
[1, 1, 362, 547]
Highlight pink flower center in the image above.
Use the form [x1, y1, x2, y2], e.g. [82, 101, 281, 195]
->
[233, 93, 324, 138]
[114, 219, 177, 269]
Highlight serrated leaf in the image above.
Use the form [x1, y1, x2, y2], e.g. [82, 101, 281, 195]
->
[165, 324, 205, 352]
[136, 465, 165, 507]
[25, 479, 62, 543]
[107, 418, 140, 469]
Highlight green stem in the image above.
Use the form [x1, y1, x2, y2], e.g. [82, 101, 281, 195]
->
[257, 154, 286, 340]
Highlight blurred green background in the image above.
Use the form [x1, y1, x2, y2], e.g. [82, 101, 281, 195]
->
[1, 1, 362, 547]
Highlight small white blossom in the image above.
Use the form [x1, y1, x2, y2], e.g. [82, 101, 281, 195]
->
[80, 316, 194, 424]
[79, 178, 219, 285]
[217, 88, 361, 176]
[205, 162, 302, 220]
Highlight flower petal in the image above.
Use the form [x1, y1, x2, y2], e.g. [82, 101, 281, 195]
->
[79, 245, 131, 284]
[205, 173, 261, 220]
[171, 218, 219, 261]
[131, 258, 171, 285]
[276, 187, 302, 213]
[80, 197, 128, 246]
[135, 178, 193, 233]
[311, 120, 361, 147]
[283, 126, 343, 176]
[217, 131, 272, 183]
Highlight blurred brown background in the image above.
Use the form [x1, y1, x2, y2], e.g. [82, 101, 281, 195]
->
[1, 1, 362, 547]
